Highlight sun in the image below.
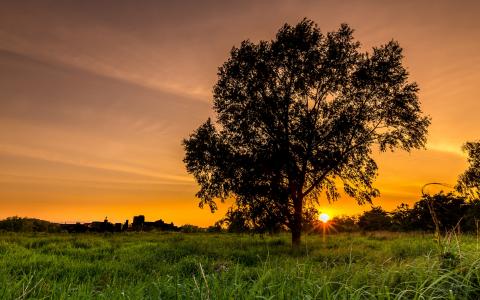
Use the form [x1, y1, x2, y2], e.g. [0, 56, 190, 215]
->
[319, 213, 330, 223]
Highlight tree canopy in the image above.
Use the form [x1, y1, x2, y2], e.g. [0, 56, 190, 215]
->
[457, 141, 480, 199]
[183, 19, 430, 246]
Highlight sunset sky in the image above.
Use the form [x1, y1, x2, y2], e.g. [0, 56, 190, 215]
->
[1, 1, 479, 226]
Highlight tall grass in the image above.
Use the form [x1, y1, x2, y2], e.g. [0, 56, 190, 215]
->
[0, 232, 479, 299]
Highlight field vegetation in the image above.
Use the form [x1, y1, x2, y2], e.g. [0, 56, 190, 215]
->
[1, 231, 480, 299]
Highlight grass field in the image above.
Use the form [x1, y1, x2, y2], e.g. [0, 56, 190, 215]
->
[0, 232, 479, 299]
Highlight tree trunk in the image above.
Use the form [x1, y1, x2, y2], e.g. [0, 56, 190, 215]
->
[291, 196, 303, 248]
[292, 224, 301, 247]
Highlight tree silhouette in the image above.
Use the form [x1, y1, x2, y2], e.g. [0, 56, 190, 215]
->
[219, 206, 252, 233]
[391, 203, 415, 231]
[330, 215, 358, 232]
[183, 19, 430, 246]
[411, 193, 467, 232]
[358, 206, 391, 231]
[457, 141, 480, 199]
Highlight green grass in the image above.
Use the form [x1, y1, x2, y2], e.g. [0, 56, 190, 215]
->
[0, 231, 479, 299]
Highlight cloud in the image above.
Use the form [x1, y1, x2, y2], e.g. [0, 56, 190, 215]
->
[0, 144, 194, 184]
[426, 142, 466, 157]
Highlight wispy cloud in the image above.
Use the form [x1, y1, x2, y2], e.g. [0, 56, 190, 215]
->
[426, 142, 466, 157]
[0, 44, 211, 101]
[0, 144, 194, 184]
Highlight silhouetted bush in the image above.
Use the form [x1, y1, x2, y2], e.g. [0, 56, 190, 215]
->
[391, 204, 417, 231]
[0, 217, 61, 233]
[331, 215, 358, 232]
[358, 207, 391, 231]
[206, 223, 223, 233]
[463, 199, 480, 232]
[180, 224, 204, 233]
[410, 193, 468, 232]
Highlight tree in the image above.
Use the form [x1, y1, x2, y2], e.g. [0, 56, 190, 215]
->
[219, 206, 253, 233]
[330, 215, 358, 232]
[183, 19, 430, 247]
[463, 199, 480, 232]
[390, 203, 414, 231]
[410, 193, 467, 232]
[358, 206, 391, 231]
[457, 141, 480, 199]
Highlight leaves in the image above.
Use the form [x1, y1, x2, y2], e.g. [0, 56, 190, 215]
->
[456, 141, 480, 199]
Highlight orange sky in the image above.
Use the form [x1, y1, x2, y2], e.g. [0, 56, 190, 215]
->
[0, 1, 479, 226]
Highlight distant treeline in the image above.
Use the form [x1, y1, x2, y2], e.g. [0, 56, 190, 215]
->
[219, 193, 480, 234]
[2, 193, 479, 234]
[0, 215, 207, 233]
[330, 193, 480, 233]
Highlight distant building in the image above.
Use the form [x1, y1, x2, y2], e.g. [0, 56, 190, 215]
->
[114, 223, 122, 232]
[132, 215, 145, 230]
[59, 222, 88, 233]
[57, 215, 178, 233]
[130, 215, 179, 232]
[122, 219, 129, 231]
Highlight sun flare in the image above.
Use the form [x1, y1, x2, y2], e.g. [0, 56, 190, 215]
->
[319, 213, 330, 223]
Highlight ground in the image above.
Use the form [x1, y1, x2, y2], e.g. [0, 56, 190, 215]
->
[0, 231, 479, 299]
